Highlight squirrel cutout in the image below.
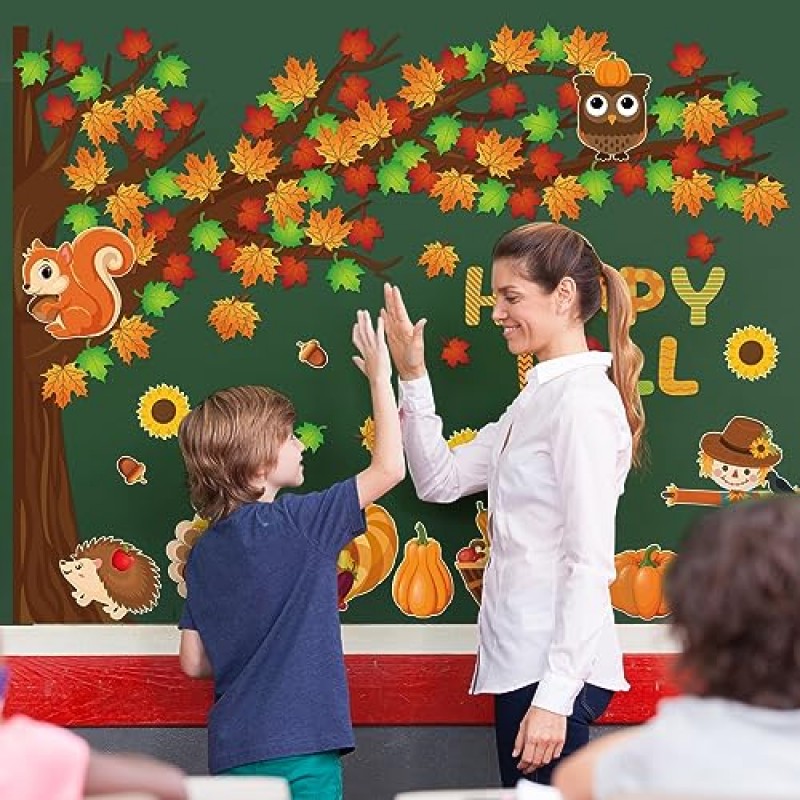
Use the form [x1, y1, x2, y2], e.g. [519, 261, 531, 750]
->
[22, 226, 137, 340]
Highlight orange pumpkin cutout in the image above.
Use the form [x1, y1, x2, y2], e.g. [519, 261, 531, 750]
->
[392, 521, 454, 618]
[610, 544, 676, 620]
[594, 53, 632, 87]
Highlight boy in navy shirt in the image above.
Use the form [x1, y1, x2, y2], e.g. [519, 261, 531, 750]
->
[176, 310, 405, 799]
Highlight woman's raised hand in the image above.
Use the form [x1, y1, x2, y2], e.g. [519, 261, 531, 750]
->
[380, 283, 427, 381]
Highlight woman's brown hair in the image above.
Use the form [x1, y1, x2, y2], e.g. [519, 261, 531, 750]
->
[492, 221, 646, 467]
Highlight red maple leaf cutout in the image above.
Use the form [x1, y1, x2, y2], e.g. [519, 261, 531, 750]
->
[52, 40, 85, 73]
[134, 129, 167, 160]
[42, 94, 77, 127]
[556, 81, 579, 111]
[437, 48, 468, 82]
[586, 335, 605, 351]
[409, 162, 438, 194]
[163, 99, 197, 131]
[686, 232, 718, 263]
[509, 187, 541, 219]
[441, 337, 471, 368]
[118, 28, 152, 60]
[162, 253, 195, 288]
[349, 216, 384, 251]
[529, 144, 564, 181]
[292, 137, 325, 170]
[338, 75, 371, 110]
[242, 104, 277, 139]
[237, 197, 270, 232]
[613, 163, 646, 195]
[457, 127, 487, 160]
[672, 143, 706, 178]
[489, 82, 526, 118]
[145, 208, 177, 242]
[339, 29, 375, 62]
[215, 239, 240, 271]
[387, 99, 412, 135]
[718, 127, 755, 162]
[669, 43, 706, 77]
[343, 164, 377, 197]
[277, 256, 309, 288]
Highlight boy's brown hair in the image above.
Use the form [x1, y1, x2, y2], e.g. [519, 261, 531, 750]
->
[178, 385, 296, 523]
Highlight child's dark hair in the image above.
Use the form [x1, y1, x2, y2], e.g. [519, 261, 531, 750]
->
[178, 385, 295, 523]
[666, 496, 800, 709]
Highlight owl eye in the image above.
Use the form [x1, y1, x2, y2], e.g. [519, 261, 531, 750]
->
[616, 93, 640, 118]
[585, 93, 608, 118]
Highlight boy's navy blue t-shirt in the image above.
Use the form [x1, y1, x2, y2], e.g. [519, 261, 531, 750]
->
[178, 477, 366, 773]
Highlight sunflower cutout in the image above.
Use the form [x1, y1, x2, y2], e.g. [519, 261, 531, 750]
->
[359, 416, 375, 453]
[448, 428, 478, 449]
[137, 384, 191, 439]
[749, 435, 778, 461]
[725, 326, 779, 381]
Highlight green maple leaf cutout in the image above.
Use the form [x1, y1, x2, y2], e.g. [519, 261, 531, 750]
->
[579, 170, 614, 205]
[715, 176, 745, 211]
[723, 80, 761, 117]
[520, 105, 562, 143]
[535, 24, 566, 68]
[305, 113, 339, 138]
[139, 281, 179, 317]
[63, 203, 100, 235]
[425, 116, 463, 154]
[67, 66, 103, 101]
[477, 179, 509, 215]
[147, 168, 182, 203]
[14, 50, 50, 87]
[271, 219, 306, 248]
[649, 96, 685, 135]
[153, 54, 190, 90]
[75, 345, 114, 382]
[377, 160, 410, 195]
[451, 43, 488, 79]
[326, 258, 365, 292]
[391, 141, 428, 169]
[190, 219, 226, 252]
[645, 160, 675, 194]
[256, 91, 297, 122]
[295, 422, 327, 453]
[299, 169, 335, 205]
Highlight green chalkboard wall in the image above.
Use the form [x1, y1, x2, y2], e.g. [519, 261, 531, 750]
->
[4, 0, 797, 624]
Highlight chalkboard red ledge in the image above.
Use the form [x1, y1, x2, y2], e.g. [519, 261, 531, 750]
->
[4, 654, 678, 727]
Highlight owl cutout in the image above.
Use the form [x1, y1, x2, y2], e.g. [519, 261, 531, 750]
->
[573, 54, 651, 162]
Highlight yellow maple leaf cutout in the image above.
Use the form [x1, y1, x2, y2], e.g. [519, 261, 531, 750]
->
[490, 25, 540, 73]
[430, 169, 479, 213]
[231, 244, 279, 286]
[359, 416, 376, 454]
[41, 362, 88, 408]
[127, 224, 157, 265]
[63, 147, 111, 193]
[266, 179, 310, 227]
[272, 56, 322, 105]
[315, 121, 364, 166]
[208, 297, 261, 340]
[741, 177, 789, 226]
[81, 100, 125, 146]
[229, 136, 280, 182]
[353, 100, 393, 148]
[563, 26, 611, 72]
[106, 183, 150, 230]
[305, 207, 354, 251]
[543, 175, 589, 221]
[475, 130, 525, 178]
[682, 95, 729, 145]
[671, 170, 716, 217]
[111, 315, 156, 365]
[398, 56, 445, 109]
[418, 241, 459, 278]
[121, 86, 168, 131]
[174, 152, 223, 201]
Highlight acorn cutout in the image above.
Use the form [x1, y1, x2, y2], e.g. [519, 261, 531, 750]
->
[297, 338, 329, 368]
[116, 455, 148, 485]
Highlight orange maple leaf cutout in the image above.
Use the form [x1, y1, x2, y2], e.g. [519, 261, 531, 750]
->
[543, 175, 589, 222]
[563, 26, 611, 72]
[305, 207, 354, 251]
[63, 147, 111, 193]
[682, 95, 729, 145]
[315, 121, 364, 166]
[105, 183, 150, 230]
[489, 25, 540, 73]
[353, 100, 393, 148]
[208, 297, 261, 340]
[121, 86, 167, 131]
[111, 315, 156, 365]
[41, 362, 88, 408]
[126, 224, 158, 265]
[741, 177, 789, 226]
[418, 242, 459, 278]
[231, 244, 279, 287]
[266, 179, 310, 227]
[441, 337, 471, 368]
[272, 56, 322, 105]
[229, 136, 280, 182]
[671, 171, 716, 217]
[174, 152, 223, 201]
[475, 130, 525, 178]
[81, 100, 125, 146]
[398, 57, 445, 109]
[430, 169, 479, 213]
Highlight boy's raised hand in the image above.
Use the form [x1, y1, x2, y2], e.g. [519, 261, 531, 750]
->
[352, 309, 391, 382]
[380, 283, 427, 381]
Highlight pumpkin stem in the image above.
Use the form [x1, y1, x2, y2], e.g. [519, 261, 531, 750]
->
[639, 543, 661, 568]
[414, 521, 429, 545]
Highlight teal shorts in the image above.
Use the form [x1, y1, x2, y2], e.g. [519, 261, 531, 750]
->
[222, 751, 343, 800]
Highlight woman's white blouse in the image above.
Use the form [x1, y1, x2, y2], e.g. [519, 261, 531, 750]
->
[399, 351, 631, 716]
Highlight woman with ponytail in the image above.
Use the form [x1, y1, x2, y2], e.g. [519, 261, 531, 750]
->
[381, 222, 644, 788]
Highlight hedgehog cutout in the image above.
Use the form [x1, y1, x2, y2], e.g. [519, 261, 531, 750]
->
[59, 536, 161, 620]
[166, 514, 209, 598]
